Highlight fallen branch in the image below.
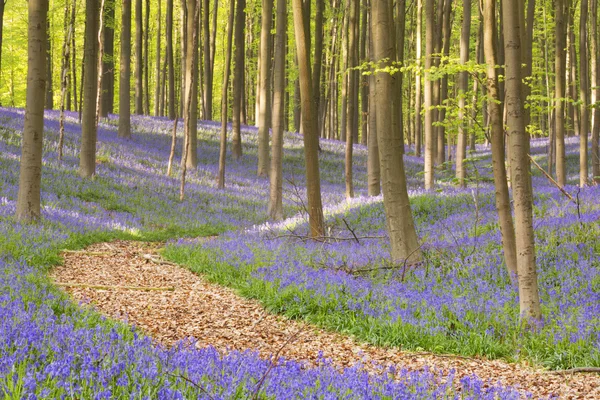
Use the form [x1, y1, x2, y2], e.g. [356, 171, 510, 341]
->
[142, 253, 177, 266]
[528, 154, 576, 204]
[55, 282, 175, 291]
[544, 367, 600, 375]
[342, 218, 360, 244]
[62, 250, 113, 256]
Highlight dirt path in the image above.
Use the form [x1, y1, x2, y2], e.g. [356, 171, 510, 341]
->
[50, 240, 600, 399]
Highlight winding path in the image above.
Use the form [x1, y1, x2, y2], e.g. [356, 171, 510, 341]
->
[51, 240, 600, 399]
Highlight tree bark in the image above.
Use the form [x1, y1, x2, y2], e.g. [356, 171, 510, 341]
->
[154, 0, 162, 116]
[592, 0, 600, 183]
[367, 4, 380, 196]
[144, 0, 150, 115]
[58, 0, 72, 160]
[580, 0, 589, 186]
[0, 0, 6, 106]
[414, 0, 423, 157]
[119, 0, 132, 139]
[483, 0, 517, 278]
[217, 0, 235, 189]
[17, 0, 48, 222]
[345, 0, 358, 199]
[79, 0, 99, 178]
[231, 0, 245, 160]
[166, 0, 176, 119]
[202, 0, 213, 120]
[257, 0, 274, 177]
[372, 0, 421, 264]
[292, 0, 325, 238]
[555, 0, 567, 186]
[268, 0, 287, 220]
[423, 0, 434, 189]
[502, 0, 541, 322]
[182, 0, 199, 169]
[45, 17, 53, 109]
[135, 0, 143, 114]
[456, 0, 471, 187]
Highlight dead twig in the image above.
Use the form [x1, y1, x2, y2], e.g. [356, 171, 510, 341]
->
[142, 253, 178, 266]
[56, 282, 175, 291]
[528, 154, 576, 204]
[62, 250, 113, 256]
[342, 218, 360, 244]
[168, 372, 215, 400]
[543, 367, 600, 375]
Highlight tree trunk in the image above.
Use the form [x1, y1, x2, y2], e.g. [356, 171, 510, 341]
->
[257, 0, 274, 177]
[292, 0, 325, 238]
[360, 1, 368, 145]
[166, 0, 176, 119]
[414, 0, 422, 156]
[232, 0, 245, 160]
[312, 0, 324, 135]
[483, 0, 517, 278]
[101, 0, 115, 117]
[423, 0, 434, 189]
[268, 0, 287, 220]
[71, 0, 77, 112]
[367, 5, 380, 196]
[217, 0, 235, 189]
[396, 0, 407, 153]
[154, 0, 162, 116]
[95, 0, 106, 125]
[17, 0, 48, 222]
[456, 0, 471, 187]
[372, 0, 421, 264]
[0, 0, 6, 106]
[119, 0, 132, 139]
[135, 0, 143, 114]
[144, 0, 150, 115]
[345, 0, 358, 200]
[580, 0, 589, 186]
[80, 0, 99, 178]
[202, 0, 212, 120]
[502, 0, 541, 322]
[435, 0, 451, 166]
[555, 0, 567, 186]
[182, 0, 199, 169]
[58, 0, 72, 160]
[592, 0, 600, 183]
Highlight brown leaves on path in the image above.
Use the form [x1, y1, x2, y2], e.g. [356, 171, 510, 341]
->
[50, 240, 600, 399]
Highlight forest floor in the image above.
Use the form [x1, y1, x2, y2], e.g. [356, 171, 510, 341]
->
[51, 240, 600, 399]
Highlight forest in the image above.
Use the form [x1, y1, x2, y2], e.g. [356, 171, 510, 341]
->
[1, 0, 600, 398]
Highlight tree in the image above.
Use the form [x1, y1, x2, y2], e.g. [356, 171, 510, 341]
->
[344, 0, 358, 200]
[256, 0, 273, 177]
[502, 0, 541, 322]
[231, 0, 245, 160]
[45, 16, 53, 109]
[217, 0, 235, 189]
[372, 0, 421, 264]
[118, 0, 132, 139]
[135, 0, 143, 115]
[16, 0, 48, 222]
[268, 0, 286, 220]
[292, 0, 325, 238]
[182, 0, 199, 169]
[593, 0, 600, 183]
[79, 0, 99, 178]
[455, 0, 471, 188]
[555, 0, 567, 186]
[0, 0, 6, 106]
[414, 0, 423, 157]
[166, 0, 176, 119]
[580, 0, 589, 186]
[154, 0, 161, 116]
[423, 0, 434, 189]
[483, 0, 517, 278]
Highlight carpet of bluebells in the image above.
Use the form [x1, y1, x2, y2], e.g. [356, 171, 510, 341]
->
[0, 107, 534, 398]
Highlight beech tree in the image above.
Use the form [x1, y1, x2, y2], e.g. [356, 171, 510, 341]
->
[119, 0, 132, 139]
[372, 0, 421, 264]
[79, 0, 99, 178]
[231, 0, 245, 161]
[16, 0, 48, 222]
[256, 0, 273, 177]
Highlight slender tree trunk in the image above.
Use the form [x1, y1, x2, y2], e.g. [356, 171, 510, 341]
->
[502, 0, 541, 322]
[166, 0, 176, 119]
[58, 0, 72, 160]
[135, 0, 143, 114]
[202, 0, 212, 120]
[155, 0, 162, 116]
[292, 0, 325, 238]
[435, 0, 451, 166]
[456, 0, 471, 187]
[483, 0, 517, 278]
[580, 0, 589, 186]
[217, 0, 235, 189]
[592, 0, 600, 183]
[360, 1, 368, 145]
[423, 0, 434, 189]
[268, 0, 286, 220]
[95, 0, 105, 125]
[555, 0, 567, 186]
[367, 5, 380, 196]
[80, 0, 99, 178]
[372, 0, 421, 263]
[257, 0, 274, 177]
[231, 0, 245, 160]
[312, 0, 324, 135]
[17, 0, 48, 222]
[0, 0, 6, 104]
[119, 0, 132, 138]
[182, 0, 199, 169]
[71, 0, 77, 112]
[101, 0, 115, 117]
[396, 0, 407, 153]
[144, 0, 150, 115]
[414, 0, 422, 156]
[345, 0, 358, 199]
